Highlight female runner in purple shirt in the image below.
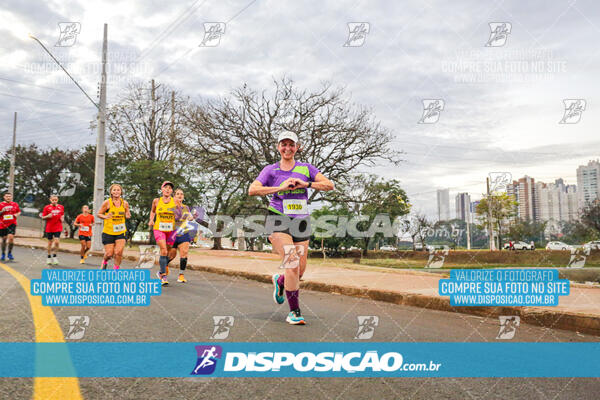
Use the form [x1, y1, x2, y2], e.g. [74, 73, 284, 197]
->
[249, 131, 334, 325]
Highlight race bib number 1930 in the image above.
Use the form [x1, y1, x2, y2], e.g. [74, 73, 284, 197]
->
[282, 199, 308, 215]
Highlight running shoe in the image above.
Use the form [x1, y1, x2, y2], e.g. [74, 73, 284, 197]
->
[46, 257, 52, 265]
[156, 271, 168, 286]
[52, 257, 59, 265]
[286, 309, 306, 325]
[177, 274, 187, 283]
[272, 274, 285, 305]
[7, 253, 14, 261]
[80, 258, 85, 264]
[0, 254, 4, 261]
[113, 265, 120, 270]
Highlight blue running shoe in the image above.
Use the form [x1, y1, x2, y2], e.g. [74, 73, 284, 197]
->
[286, 309, 305, 325]
[272, 274, 285, 305]
[7, 253, 14, 261]
[0, 254, 4, 261]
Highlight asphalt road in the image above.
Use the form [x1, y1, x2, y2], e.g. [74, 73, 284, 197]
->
[1, 246, 599, 400]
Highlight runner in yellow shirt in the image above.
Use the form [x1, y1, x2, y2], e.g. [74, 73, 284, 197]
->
[97, 184, 131, 270]
[149, 181, 176, 286]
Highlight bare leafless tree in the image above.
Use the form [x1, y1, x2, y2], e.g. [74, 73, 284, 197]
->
[405, 213, 431, 251]
[107, 80, 189, 165]
[183, 77, 403, 210]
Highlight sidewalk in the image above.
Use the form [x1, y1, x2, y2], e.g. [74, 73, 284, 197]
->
[15, 237, 600, 336]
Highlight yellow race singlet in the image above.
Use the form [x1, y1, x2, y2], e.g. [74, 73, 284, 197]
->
[102, 198, 127, 235]
[154, 197, 175, 232]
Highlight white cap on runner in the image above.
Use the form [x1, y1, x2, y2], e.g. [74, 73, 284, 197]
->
[277, 131, 298, 143]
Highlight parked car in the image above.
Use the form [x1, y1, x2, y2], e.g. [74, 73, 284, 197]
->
[504, 241, 534, 250]
[414, 243, 434, 251]
[380, 245, 396, 251]
[583, 241, 600, 250]
[545, 241, 573, 251]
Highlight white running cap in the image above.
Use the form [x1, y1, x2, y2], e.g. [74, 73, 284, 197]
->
[277, 131, 298, 144]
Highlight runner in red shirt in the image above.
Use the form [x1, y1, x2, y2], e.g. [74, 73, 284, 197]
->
[0, 192, 21, 261]
[74, 205, 94, 264]
[40, 195, 64, 265]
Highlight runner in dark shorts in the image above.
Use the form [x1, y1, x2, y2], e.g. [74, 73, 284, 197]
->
[40, 195, 64, 265]
[249, 130, 334, 325]
[0, 192, 20, 261]
[168, 188, 199, 283]
[74, 205, 94, 264]
[97, 184, 131, 270]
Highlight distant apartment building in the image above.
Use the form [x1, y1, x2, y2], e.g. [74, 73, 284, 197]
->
[455, 192, 471, 222]
[576, 160, 600, 209]
[437, 188, 450, 221]
[536, 179, 578, 222]
[506, 176, 536, 221]
[470, 200, 482, 224]
[507, 175, 578, 223]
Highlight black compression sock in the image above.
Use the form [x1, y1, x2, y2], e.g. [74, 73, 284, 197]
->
[180, 257, 187, 271]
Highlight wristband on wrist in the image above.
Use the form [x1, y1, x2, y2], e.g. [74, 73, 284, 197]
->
[308, 182, 312, 188]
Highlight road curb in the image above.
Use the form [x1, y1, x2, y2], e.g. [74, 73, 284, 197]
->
[18, 243, 600, 336]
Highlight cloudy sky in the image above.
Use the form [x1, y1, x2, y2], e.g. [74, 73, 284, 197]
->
[2, 0, 599, 218]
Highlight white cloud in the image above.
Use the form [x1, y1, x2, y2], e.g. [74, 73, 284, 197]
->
[1, 0, 599, 218]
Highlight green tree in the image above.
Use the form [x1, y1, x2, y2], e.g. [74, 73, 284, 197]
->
[1, 145, 120, 238]
[581, 199, 600, 237]
[558, 220, 598, 244]
[428, 219, 467, 249]
[476, 192, 517, 250]
[507, 219, 547, 246]
[310, 206, 359, 256]
[326, 175, 410, 255]
[114, 160, 205, 242]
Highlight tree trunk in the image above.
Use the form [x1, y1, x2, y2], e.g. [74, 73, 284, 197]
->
[212, 236, 223, 250]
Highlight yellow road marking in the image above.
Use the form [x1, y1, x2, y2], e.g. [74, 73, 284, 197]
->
[0, 263, 83, 400]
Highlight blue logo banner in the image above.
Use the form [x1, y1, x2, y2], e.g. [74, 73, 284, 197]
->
[1, 342, 599, 378]
[30, 269, 162, 306]
[439, 269, 569, 306]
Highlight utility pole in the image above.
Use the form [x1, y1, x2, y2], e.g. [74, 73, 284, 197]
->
[170, 90, 175, 164]
[150, 79, 157, 161]
[8, 112, 17, 194]
[486, 177, 496, 251]
[466, 213, 471, 250]
[91, 23, 108, 251]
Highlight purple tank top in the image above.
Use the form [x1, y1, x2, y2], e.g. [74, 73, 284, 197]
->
[255, 161, 320, 218]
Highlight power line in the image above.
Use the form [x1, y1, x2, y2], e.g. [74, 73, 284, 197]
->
[136, 0, 209, 62]
[154, 0, 257, 78]
[20, 110, 92, 123]
[16, 123, 93, 137]
[0, 91, 93, 109]
[0, 76, 81, 94]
